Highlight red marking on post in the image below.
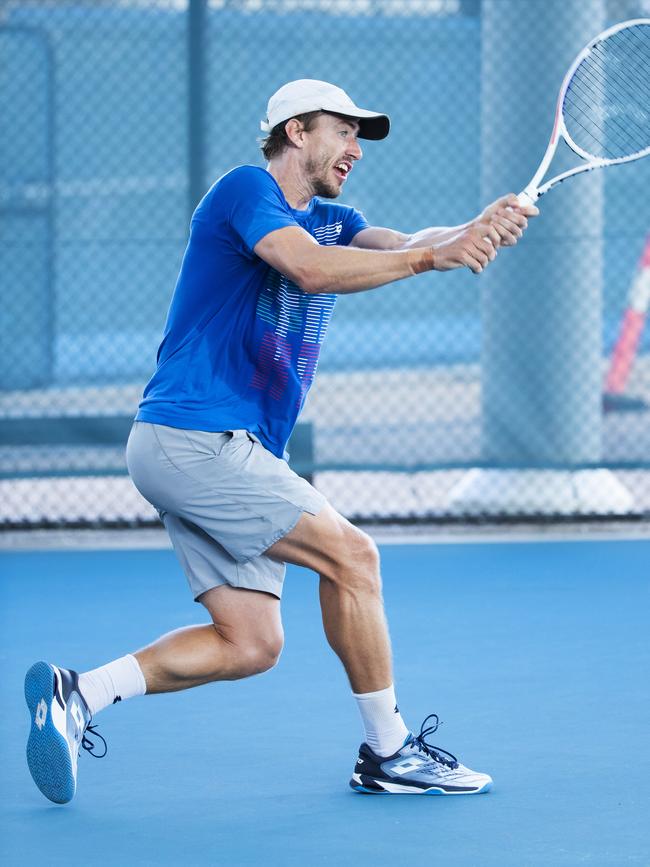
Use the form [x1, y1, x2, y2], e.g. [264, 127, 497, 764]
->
[605, 310, 645, 394]
[604, 235, 650, 395]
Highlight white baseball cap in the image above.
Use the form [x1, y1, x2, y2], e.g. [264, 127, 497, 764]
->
[260, 79, 390, 141]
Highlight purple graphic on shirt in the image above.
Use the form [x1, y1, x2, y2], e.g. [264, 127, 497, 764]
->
[250, 331, 293, 401]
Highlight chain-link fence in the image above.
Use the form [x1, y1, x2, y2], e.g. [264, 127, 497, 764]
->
[1, 0, 650, 527]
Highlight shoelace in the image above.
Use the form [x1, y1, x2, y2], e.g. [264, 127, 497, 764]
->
[411, 714, 459, 770]
[81, 723, 108, 759]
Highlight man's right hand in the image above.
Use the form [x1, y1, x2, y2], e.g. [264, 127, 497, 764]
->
[431, 223, 500, 274]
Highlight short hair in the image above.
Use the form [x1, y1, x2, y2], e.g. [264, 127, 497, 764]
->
[260, 110, 361, 161]
[260, 110, 323, 161]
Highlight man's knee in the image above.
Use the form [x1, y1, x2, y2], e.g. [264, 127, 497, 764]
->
[240, 632, 284, 676]
[325, 526, 381, 595]
[200, 584, 283, 678]
[213, 628, 283, 678]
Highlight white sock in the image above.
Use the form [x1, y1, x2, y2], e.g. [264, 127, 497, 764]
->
[78, 654, 147, 717]
[353, 684, 410, 757]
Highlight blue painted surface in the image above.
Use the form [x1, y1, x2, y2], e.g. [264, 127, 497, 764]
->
[1, 539, 649, 865]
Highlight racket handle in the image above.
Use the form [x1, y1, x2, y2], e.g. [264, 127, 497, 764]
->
[516, 189, 539, 208]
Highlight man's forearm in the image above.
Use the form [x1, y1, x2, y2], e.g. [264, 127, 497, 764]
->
[303, 244, 434, 295]
[301, 193, 537, 293]
[403, 223, 471, 249]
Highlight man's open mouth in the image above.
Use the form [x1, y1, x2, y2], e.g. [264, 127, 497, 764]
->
[334, 161, 352, 181]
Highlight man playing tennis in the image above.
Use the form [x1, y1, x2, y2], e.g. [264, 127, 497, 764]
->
[25, 79, 537, 803]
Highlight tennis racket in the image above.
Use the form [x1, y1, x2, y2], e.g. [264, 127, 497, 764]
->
[517, 18, 650, 207]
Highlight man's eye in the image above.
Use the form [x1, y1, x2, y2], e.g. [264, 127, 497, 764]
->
[339, 130, 348, 137]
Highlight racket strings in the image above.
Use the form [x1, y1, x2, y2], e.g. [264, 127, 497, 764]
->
[568, 41, 649, 155]
[567, 71, 647, 155]
[622, 24, 650, 85]
[562, 22, 650, 160]
[568, 28, 650, 155]
[564, 88, 640, 161]
[588, 30, 650, 124]
[585, 38, 650, 130]
[574, 42, 647, 133]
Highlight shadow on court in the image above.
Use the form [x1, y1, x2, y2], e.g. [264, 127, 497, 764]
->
[1, 539, 648, 866]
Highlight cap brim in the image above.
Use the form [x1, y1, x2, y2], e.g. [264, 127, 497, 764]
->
[331, 107, 390, 140]
[358, 113, 390, 140]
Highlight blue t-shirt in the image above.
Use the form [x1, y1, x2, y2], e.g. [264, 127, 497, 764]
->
[136, 165, 369, 458]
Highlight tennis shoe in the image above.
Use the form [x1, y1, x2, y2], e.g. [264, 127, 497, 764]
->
[349, 714, 492, 795]
[24, 661, 106, 804]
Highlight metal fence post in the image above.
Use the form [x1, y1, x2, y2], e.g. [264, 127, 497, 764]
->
[188, 0, 207, 218]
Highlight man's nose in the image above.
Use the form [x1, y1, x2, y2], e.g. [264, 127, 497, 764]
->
[348, 138, 363, 160]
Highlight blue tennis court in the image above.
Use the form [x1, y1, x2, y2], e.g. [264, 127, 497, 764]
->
[3, 1, 650, 863]
[1, 535, 648, 866]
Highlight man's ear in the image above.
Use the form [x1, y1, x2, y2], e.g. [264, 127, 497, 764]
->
[284, 118, 306, 149]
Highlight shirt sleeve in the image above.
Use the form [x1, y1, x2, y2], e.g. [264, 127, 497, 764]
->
[219, 167, 298, 255]
[339, 205, 370, 246]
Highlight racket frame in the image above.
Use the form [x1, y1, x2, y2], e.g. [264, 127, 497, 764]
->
[518, 17, 650, 206]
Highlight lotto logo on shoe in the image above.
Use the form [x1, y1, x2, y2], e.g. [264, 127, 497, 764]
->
[70, 700, 85, 733]
[35, 699, 47, 730]
[391, 757, 426, 775]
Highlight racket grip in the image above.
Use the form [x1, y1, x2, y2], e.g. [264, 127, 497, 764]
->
[516, 189, 539, 208]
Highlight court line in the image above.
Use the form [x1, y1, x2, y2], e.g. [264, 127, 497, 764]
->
[2, 522, 650, 551]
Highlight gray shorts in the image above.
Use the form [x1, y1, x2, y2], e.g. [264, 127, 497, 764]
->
[125, 421, 326, 600]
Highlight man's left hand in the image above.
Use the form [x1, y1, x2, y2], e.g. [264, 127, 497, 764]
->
[475, 194, 539, 248]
